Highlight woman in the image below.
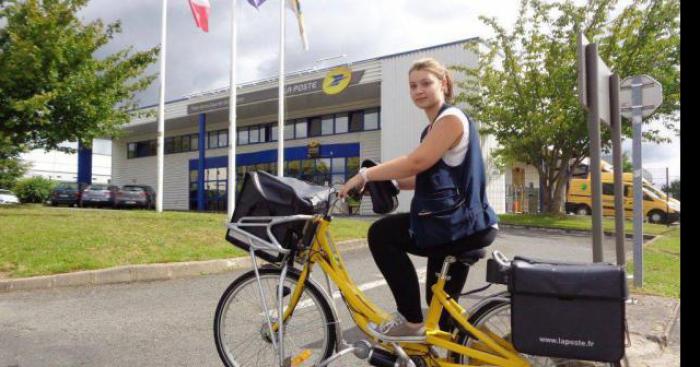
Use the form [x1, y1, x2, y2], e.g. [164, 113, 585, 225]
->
[339, 57, 498, 337]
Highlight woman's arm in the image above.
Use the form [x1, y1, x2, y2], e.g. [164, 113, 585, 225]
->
[365, 115, 463, 181]
[397, 176, 416, 190]
[339, 115, 463, 197]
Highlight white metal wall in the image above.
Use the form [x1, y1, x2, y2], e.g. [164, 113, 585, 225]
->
[380, 42, 507, 213]
[20, 140, 112, 184]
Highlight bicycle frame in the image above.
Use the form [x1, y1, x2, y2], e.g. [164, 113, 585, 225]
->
[274, 216, 530, 367]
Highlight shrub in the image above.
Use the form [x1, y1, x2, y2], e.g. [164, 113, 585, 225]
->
[13, 177, 57, 203]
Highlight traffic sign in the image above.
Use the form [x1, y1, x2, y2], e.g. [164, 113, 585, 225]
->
[620, 75, 663, 120]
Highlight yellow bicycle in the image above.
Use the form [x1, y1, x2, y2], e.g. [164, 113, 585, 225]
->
[213, 191, 620, 367]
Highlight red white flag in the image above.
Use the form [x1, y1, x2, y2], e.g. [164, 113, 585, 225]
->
[188, 0, 211, 32]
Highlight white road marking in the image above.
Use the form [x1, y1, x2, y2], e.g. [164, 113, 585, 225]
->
[258, 267, 429, 316]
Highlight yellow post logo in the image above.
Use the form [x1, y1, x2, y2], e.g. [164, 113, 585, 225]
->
[322, 66, 352, 95]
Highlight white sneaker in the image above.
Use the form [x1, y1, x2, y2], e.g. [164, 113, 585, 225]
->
[376, 313, 425, 337]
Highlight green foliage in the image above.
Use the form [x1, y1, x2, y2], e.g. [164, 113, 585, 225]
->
[0, 154, 27, 189]
[0, 0, 159, 155]
[453, 0, 679, 213]
[622, 152, 633, 172]
[13, 176, 56, 203]
[662, 179, 680, 200]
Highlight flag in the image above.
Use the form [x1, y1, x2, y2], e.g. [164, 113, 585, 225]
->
[188, 0, 211, 32]
[247, 0, 267, 9]
[288, 0, 309, 50]
[245, 0, 308, 50]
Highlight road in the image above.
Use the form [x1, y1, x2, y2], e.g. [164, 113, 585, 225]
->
[1, 228, 633, 366]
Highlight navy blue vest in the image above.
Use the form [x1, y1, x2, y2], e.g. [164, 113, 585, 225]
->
[409, 105, 498, 248]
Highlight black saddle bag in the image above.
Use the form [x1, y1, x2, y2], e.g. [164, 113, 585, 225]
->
[509, 257, 627, 362]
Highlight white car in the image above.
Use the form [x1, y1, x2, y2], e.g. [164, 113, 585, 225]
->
[0, 189, 20, 205]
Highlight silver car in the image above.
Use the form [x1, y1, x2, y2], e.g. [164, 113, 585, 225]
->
[80, 184, 118, 208]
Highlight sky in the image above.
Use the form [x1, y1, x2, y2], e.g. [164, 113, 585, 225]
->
[76, 0, 680, 185]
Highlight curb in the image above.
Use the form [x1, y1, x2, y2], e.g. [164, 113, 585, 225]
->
[659, 301, 681, 348]
[498, 223, 657, 241]
[0, 239, 368, 294]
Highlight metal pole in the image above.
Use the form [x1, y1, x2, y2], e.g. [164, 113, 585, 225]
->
[666, 167, 670, 228]
[227, 0, 238, 220]
[586, 44, 604, 262]
[610, 74, 625, 266]
[631, 76, 644, 287]
[277, 0, 286, 177]
[156, 0, 168, 213]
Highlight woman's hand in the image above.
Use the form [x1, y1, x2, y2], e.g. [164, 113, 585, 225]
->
[339, 174, 365, 199]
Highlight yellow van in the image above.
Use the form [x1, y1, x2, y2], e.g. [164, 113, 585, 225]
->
[566, 172, 680, 224]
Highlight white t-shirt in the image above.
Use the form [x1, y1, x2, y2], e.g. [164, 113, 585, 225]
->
[434, 107, 470, 167]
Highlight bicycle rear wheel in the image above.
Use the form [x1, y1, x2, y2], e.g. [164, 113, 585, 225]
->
[214, 267, 337, 367]
[456, 300, 620, 367]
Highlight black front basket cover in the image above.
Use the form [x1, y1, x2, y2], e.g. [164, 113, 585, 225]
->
[225, 171, 330, 263]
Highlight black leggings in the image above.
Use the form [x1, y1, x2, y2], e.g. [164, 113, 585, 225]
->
[368, 213, 497, 330]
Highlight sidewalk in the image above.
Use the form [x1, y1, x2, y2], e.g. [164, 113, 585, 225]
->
[624, 294, 681, 366]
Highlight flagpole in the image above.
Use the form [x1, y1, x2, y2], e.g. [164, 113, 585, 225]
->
[227, 0, 237, 220]
[277, 0, 285, 177]
[156, 0, 168, 213]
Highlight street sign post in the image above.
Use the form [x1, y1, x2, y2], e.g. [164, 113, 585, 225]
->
[619, 75, 663, 287]
[579, 36, 614, 263]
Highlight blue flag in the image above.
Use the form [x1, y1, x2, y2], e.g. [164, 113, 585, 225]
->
[247, 0, 266, 9]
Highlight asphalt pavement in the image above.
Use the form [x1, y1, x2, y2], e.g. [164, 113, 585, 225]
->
[0, 227, 678, 366]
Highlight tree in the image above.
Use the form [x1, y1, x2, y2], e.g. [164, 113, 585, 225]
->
[0, 0, 159, 155]
[622, 152, 633, 173]
[453, 0, 679, 214]
[0, 154, 27, 189]
[662, 179, 680, 201]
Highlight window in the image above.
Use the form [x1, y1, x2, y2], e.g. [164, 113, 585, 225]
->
[127, 143, 137, 159]
[249, 127, 260, 144]
[173, 136, 183, 153]
[238, 128, 249, 145]
[182, 135, 191, 152]
[349, 111, 363, 132]
[322, 115, 334, 135]
[191, 135, 199, 150]
[309, 117, 322, 137]
[271, 125, 278, 142]
[347, 157, 360, 178]
[218, 131, 228, 148]
[365, 108, 379, 130]
[335, 113, 348, 133]
[295, 119, 308, 138]
[603, 183, 615, 196]
[209, 131, 218, 149]
[284, 121, 295, 140]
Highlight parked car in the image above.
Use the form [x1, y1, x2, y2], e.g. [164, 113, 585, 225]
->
[0, 189, 20, 205]
[115, 185, 150, 209]
[120, 185, 156, 209]
[50, 181, 82, 207]
[80, 184, 119, 208]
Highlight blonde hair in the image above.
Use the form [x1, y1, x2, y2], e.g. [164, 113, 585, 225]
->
[409, 58, 454, 103]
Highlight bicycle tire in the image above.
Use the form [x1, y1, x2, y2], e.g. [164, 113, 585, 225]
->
[213, 267, 337, 367]
[454, 299, 620, 367]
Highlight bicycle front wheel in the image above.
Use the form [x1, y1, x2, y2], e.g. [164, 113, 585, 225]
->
[457, 300, 620, 367]
[214, 267, 337, 367]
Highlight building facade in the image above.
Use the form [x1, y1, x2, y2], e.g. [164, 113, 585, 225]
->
[112, 39, 508, 214]
[20, 139, 112, 184]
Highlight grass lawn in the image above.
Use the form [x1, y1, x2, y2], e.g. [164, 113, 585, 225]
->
[0, 205, 371, 278]
[499, 213, 680, 298]
[498, 213, 675, 236]
[626, 227, 680, 298]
